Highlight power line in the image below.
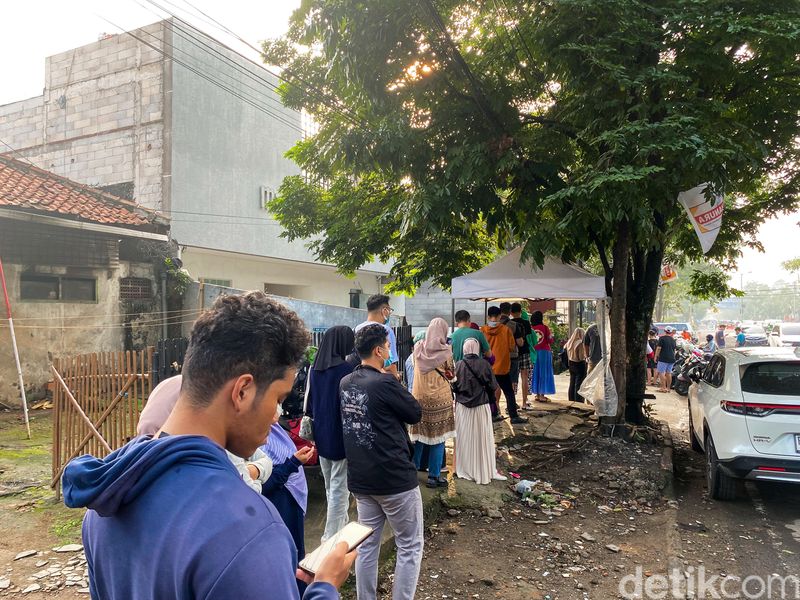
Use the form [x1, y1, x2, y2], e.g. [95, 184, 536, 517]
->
[140, 0, 371, 134]
[0, 307, 201, 323]
[173, 0, 366, 125]
[0, 137, 40, 167]
[488, 0, 538, 91]
[99, 15, 306, 134]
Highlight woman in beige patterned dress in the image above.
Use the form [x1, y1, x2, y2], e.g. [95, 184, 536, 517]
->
[410, 317, 456, 488]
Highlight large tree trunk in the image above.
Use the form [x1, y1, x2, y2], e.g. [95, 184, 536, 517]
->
[624, 245, 664, 423]
[609, 221, 631, 423]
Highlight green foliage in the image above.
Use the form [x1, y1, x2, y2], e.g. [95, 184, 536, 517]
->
[783, 258, 800, 275]
[264, 0, 800, 412]
[164, 258, 191, 295]
[265, 0, 800, 290]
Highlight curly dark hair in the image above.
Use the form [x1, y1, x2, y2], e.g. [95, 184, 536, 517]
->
[355, 323, 388, 360]
[366, 294, 391, 312]
[181, 291, 310, 407]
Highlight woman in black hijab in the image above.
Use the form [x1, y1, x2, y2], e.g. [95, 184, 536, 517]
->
[307, 325, 356, 541]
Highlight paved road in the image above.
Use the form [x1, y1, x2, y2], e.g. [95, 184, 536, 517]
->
[650, 391, 800, 598]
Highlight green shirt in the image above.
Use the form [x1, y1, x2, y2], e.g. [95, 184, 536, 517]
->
[450, 327, 491, 362]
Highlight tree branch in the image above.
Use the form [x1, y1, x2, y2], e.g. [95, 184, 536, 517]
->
[590, 231, 613, 297]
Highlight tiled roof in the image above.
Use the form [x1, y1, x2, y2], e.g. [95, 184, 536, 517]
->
[0, 154, 162, 228]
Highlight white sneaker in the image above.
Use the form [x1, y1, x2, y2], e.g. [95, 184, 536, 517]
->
[492, 472, 508, 481]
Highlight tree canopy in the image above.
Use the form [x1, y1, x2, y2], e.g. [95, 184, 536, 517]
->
[264, 0, 800, 418]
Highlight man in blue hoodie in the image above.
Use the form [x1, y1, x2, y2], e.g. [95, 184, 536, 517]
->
[62, 292, 355, 600]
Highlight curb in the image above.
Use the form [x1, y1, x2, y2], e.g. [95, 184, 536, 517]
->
[659, 419, 685, 587]
[659, 420, 676, 500]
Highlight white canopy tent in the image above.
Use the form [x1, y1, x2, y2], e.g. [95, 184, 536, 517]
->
[450, 248, 617, 416]
[451, 248, 606, 300]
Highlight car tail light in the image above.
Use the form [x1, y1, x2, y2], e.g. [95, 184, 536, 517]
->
[758, 466, 786, 472]
[720, 400, 800, 417]
[720, 400, 746, 415]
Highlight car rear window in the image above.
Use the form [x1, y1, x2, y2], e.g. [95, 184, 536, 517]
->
[740, 362, 800, 396]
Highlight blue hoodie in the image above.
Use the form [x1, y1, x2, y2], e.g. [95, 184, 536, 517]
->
[62, 435, 337, 600]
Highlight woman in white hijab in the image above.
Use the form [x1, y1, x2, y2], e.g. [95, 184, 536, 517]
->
[453, 338, 507, 484]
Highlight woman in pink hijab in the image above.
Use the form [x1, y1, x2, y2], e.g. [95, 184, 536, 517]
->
[409, 317, 456, 488]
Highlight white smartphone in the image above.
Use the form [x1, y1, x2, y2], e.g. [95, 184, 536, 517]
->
[298, 522, 374, 575]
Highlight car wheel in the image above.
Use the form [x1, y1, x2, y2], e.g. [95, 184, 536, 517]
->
[688, 409, 703, 453]
[705, 434, 738, 501]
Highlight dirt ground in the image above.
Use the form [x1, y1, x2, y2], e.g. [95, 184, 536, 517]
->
[0, 411, 86, 598]
[407, 432, 672, 600]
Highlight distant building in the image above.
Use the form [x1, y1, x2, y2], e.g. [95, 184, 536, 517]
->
[0, 155, 169, 404]
[0, 20, 395, 310]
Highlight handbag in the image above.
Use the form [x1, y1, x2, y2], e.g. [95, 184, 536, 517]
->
[298, 371, 314, 442]
[434, 367, 459, 395]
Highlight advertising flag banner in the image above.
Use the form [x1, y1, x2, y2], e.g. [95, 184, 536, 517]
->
[660, 264, 678, 284]
[678, 183, 724, 254]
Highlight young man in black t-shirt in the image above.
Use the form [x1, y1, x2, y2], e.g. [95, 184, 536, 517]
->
[654, 326, 678, 393]
[340, 324, 424, 600]
[510, 302, 533, 409]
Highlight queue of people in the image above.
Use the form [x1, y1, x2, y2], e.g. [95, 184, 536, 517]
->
[61, 291, 588, 600]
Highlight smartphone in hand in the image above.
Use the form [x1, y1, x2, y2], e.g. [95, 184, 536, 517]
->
[299, 522, 373, 575]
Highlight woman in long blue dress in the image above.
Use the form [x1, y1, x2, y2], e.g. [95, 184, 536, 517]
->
[529, 311, 556, 402]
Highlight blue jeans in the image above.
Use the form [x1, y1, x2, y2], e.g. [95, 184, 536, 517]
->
[319, 457, 351, 542]
[413, 442, 445, 478]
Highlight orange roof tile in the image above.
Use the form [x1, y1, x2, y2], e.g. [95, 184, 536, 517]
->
[0, 155, 162, 228]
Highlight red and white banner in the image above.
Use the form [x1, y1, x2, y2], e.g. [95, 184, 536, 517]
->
[678, 183, 724, 254]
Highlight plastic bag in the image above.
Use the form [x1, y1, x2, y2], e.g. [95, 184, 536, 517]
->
[578, 361, 618, 417]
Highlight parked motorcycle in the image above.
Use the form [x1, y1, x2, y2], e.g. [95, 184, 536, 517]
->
[674, 350, 711, 396]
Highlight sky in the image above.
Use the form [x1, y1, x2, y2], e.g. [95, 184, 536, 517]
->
[1, 0, 798, 287]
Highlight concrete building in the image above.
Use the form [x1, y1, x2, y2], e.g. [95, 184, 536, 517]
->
[0, 155, 169, 406]
[0, 20, 393, 310]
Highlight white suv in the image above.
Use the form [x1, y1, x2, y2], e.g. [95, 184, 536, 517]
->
[769, 322, 800, 348]
[687, 347, 800, 500]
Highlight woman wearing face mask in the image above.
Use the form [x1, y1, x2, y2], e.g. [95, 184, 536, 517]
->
[261, 411, 315, 587]
[530, 311, 556, 402]
[409, 317, 456, 488]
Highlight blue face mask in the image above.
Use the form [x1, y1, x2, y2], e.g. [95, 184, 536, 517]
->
[384, 358, 393, 368]
[384, 316, 391, 325]
[488, 321, 499, 328]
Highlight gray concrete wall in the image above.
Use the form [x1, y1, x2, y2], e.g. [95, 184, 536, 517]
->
[0, 260, 161, 407]
[167, 26, 312, 262]
[182, 281, 379, 334]
[0, 22, 166, 209]
[404, 281, 489, 327]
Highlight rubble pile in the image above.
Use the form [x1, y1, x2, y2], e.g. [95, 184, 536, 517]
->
[1, 546, 88, 596]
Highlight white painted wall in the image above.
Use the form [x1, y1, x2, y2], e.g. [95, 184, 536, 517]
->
[180, 246, 393, 308]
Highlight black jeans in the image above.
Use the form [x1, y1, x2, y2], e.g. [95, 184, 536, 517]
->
[568, 360, 588, 402]
[495, 373, 519, 418]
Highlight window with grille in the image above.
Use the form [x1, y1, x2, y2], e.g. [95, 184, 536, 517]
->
[120, 277, 153, 300]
